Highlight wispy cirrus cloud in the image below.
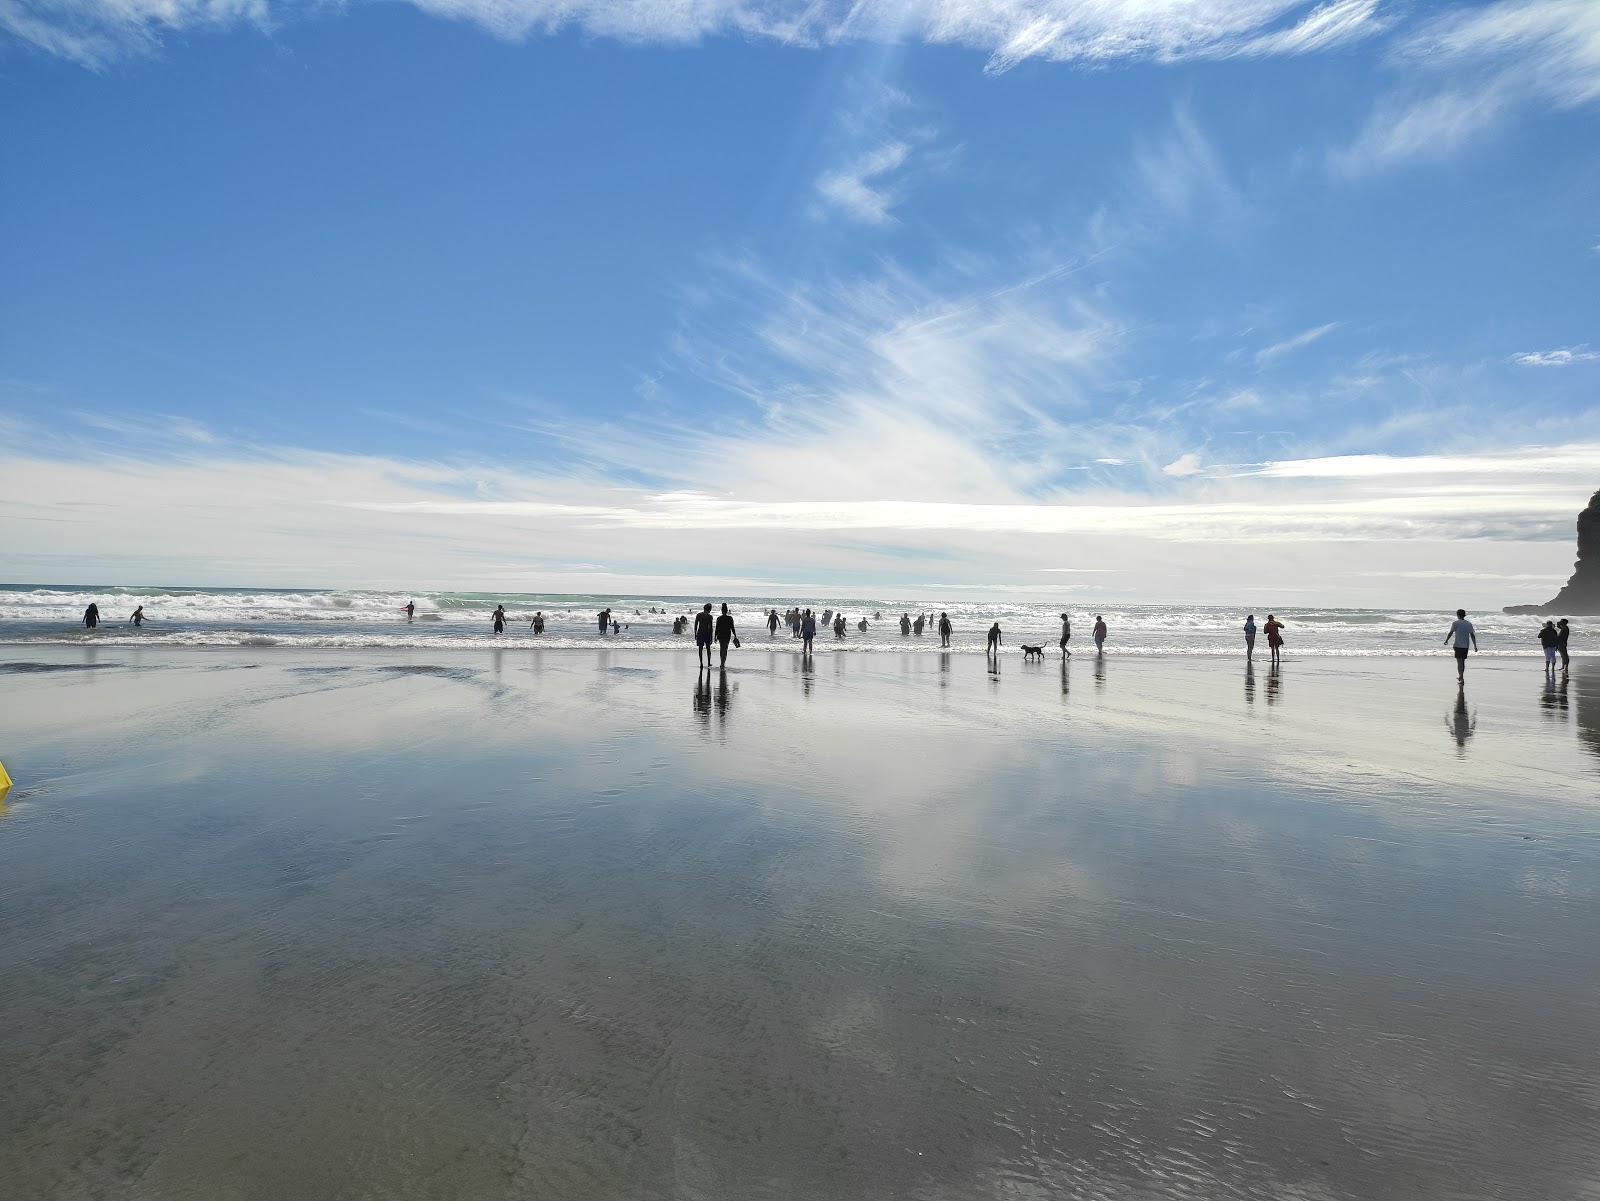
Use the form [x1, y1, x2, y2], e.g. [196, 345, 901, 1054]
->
[1332, 0, 1600, 175]
[1255, 321, 1342, 366]
[1509, 346, 1600, 367]
[4, 0, 1391, 71]
[816, 141, 912, 225]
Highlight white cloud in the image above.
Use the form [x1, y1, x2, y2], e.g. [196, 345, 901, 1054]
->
[1333, 0, 1600, 174]
[1255, 321, 1341, 365]
[816, 141, 911, 225]
[1509, 346, 1600, 367]
[4, 0, 1390, 70]
[1161, 453, 1203, 477]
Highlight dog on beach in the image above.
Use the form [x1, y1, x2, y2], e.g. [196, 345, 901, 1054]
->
[1020, 644, 1046, 660]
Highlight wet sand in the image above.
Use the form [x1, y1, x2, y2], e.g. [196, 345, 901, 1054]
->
[1, 647, 1597, 1200]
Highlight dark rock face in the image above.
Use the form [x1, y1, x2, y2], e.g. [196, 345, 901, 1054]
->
[1505, 488, 1600, 615]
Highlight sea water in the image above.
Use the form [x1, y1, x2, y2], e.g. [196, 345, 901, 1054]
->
[0, 584, 1585, 657]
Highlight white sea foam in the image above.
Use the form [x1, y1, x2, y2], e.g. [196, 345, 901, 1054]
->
[0, 586, 1583, 657]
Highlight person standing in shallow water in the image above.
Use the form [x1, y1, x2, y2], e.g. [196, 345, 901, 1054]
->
[1244, 614, 1256, 660]
[801, 608, 816, 654]
[938, 612, 952, 648]
[1539, 620, 1560, 675]
[767, 609, 779, 636]
[714, 603, 738, 668]
[1264, 614, 1285, 664]
[1093, 615, 1107, 653]
[1557, 619, 1572, 673]
[492, 605, 507, 635]
[900, 613, 911, 635]
[694, 603, 714, 668]
[1443, 608, 1477, 680]
[130, 605, 145, 627]
[83, 603, 100, 629]
[1059, 612, 1072, 657]
[986, 622, 1002, 657]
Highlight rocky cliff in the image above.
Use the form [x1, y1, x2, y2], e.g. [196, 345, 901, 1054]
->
[1505, 488, 1600, 614]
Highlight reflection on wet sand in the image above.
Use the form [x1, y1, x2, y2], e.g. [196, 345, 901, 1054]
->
[1448, 683, 1476, 753]
[1540, 672, 1569, 723]
[2, 650, 1599, 1201]
[1245, 660, 1255, 705]
[1577, 661, 1600, 767]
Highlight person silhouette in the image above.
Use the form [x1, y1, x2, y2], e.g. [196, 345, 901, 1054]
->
[1539, 620, 1560, 676]
[1264, 614, 1285, 665]
[900, 614, 911, 635]
[130, 605, 145, 627]
[768, 609, 780, 636]
[714, 603, 738, 667]
[986, 622, 1002, 657]
[1557, 619, 1572, 673]
[693, 604, 714, 667]
[1093, 615, 1107, 653]
[1243, 614, 1256, 660]
[913, 613, 925, 636]
[403, 601, 415, 621]
[83, 603, 100, 629]
[801, 608, 816, 654]
[938, 612, 952, 648]
[492, 604, 507, 635]
[1059, 612, 1072, 657]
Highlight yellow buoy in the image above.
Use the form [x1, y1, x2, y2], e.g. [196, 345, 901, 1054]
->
[0, 758, 10, 792]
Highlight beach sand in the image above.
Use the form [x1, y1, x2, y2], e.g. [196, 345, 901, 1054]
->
[1, 647, 1597, 1199]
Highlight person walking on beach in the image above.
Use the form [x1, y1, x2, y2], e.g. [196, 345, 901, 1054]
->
[714, 603, 738, 668]
[1539, 620, 1560, 675]
[130, 605, 145, 627]
[938, 612, 952, 648]
[1557, 618, 1572, 673]
[986, 622, 1002, 657]
[1444, 609, 1477, 681]
[1059, 613, 1072, 657]
[1244, 614, 1256, 660]
[801, 608, 816, 654]
[1093, 615, 1107, 653]
[492, 604, 507, 635]
[694, 604, 714, 667]
[83, 603, 100, 629]
[1264, 614, 1286, 664]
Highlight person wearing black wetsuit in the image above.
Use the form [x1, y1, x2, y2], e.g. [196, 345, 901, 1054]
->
[83, 603, 100, 629]
[938, 612, 952, 648]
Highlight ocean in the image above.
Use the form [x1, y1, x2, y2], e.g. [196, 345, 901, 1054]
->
[0, 585, 1583, 657]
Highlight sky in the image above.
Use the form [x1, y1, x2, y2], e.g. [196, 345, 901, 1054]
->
[2, 0, 1598, 606]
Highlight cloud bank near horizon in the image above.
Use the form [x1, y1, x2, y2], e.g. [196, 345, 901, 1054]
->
[1, 432, 1592, 605]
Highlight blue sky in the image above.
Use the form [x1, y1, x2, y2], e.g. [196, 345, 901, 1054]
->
[2, 0, 1598, 604]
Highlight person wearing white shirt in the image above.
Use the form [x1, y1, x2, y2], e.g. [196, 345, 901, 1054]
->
[1444, 609, 1478, 681]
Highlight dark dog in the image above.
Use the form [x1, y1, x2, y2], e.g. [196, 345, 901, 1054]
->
[1020, 644, 1046, 660]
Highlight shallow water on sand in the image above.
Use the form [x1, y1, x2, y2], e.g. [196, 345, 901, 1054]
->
[1, 648, 1598, 1200]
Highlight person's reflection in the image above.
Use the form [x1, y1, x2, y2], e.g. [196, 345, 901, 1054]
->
[491, 648, 503, 680]
[1265, 662, 1280, 705]
[715, 668, 733, 731]
[800, 652, 815, 699]
[1540, 672, 1569, 723]
[1245, 659, 1256, 705]
[1094, 652, 1106, 691]
[939, 652, 951, 687]
[989, 654, 1001, 685]
[693, 668, 712, 733]
[1576, 661, 1600, 768]
[1060, 655, 1069, 699]
[1446, 683, 1476, 754]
